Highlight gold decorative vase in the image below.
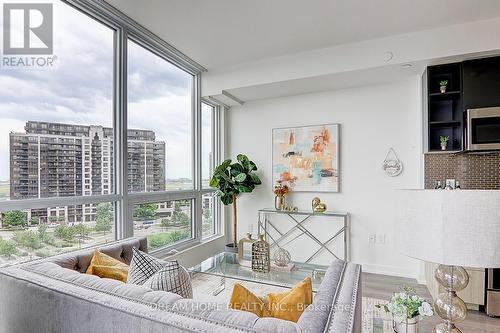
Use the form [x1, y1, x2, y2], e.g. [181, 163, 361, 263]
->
[275, 195, 286, 210]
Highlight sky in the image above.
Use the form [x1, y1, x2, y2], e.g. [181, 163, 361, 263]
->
[0, 0, 211, 182]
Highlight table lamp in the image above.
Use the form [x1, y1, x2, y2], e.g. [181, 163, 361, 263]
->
[396, 189, 500, 333]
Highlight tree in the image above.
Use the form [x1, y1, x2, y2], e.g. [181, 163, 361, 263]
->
[0, 239, 18, 258]
[171, 202, 190, 225]
[95, 203, 113, 235]
[54, 225, 75, 242]
[3, 211, 28, 228]
[210, 154, 262, 246]
[37, 224, 48, 243]
[13, 231, 42, 259]
[133, 203, 157, 220]
[160, 218, 170, 231]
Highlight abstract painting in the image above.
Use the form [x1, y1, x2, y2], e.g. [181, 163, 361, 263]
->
[272, 124, 339, 192]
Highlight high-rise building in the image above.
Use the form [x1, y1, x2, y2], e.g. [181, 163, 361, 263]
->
[9, 121, 165, 223]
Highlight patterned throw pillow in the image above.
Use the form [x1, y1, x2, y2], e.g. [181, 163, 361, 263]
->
[127, 247, 192, 298]
[146, 264, 193, 299]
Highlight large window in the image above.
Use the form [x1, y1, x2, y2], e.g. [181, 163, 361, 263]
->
[127, 40, 193, 192]
[133, 200, 192, 251]
[0, 0, 220, 266]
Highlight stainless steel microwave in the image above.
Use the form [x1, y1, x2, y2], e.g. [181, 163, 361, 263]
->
[467, 107, 500, 150]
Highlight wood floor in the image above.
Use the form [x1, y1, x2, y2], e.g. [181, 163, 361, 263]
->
[363, 272, 500, 333]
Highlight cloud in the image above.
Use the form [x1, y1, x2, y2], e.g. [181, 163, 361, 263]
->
[0, 0, 203, 181]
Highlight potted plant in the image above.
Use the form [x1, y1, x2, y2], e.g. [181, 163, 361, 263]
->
[439, 80, 448, 93]
[376, 286, 433, 333]
[210, 154, 262, 253]
[440, 135, 450, 151]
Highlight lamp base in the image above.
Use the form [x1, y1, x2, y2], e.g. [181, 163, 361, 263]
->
[433, 265, 470, 333]
[434, 322, 463, 333]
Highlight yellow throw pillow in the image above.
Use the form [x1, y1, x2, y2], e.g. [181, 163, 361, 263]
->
[229, 277, 313, 322]
[86, 250, 129, 282]
[90, 264, 128, 282]
[229, 283, 270, 317]
[267, 277, 312, 322]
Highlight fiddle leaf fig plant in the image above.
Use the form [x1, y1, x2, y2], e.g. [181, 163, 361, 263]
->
[210, 154, 262, 247]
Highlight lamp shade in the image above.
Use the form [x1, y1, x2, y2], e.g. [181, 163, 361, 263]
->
[395, 189, 500, 268]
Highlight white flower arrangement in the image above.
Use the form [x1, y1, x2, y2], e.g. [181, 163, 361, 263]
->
[376, 286, 434, 323]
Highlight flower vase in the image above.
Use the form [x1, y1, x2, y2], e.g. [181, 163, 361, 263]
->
[275, 195, 285, 210]
[393, 317, 419, 333]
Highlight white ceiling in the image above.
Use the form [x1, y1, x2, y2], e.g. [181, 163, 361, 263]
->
[105, 0, 500, 70]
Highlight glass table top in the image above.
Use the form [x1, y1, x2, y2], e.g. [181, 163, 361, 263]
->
[189, 252, 328, 292]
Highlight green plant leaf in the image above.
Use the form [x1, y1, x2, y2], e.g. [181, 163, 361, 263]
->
[221, 194, 234, 205]
[249, 173, 261, 185]
[235, 184, 253, 193]
[234, 173, 247, 182]
[230, 163, 244, 176]
[248, 161, 257, 171]
[209, 176, 219, 187]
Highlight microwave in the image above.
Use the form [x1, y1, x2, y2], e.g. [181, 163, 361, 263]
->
[467, 107, 500, 150]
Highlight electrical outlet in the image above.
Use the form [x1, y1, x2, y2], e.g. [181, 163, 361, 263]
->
[368, 234, 376, 244]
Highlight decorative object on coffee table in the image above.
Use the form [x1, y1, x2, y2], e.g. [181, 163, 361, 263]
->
[273, 180, 289, 210]
[311, 197, 327, 213]
[273, 124, 340, 192]
[382, 147, 403, 177]
[440, 135, 449, 151]
[210, 154, 262, 252]
[397, 190, 500, 333]
[273, 247, 292, 267]
[375, 286, 433, 333]
[252, 234, 270, 273]
[237, 233, 255, 267]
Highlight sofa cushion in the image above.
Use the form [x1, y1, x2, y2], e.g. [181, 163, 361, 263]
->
[128, 247, 168, 285]
[146, 264, 192, 299]
[86, 250, 129, 282]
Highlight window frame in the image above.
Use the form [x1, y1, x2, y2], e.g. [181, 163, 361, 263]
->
[0, 0, 222, 260]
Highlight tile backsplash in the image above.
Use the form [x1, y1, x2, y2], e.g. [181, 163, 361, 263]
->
[424, 152, 500, 189]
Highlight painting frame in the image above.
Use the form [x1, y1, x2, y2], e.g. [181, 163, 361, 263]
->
[272, 123, 340, 193]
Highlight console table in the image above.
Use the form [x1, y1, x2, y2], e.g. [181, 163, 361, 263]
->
[257, 208, 349, 262]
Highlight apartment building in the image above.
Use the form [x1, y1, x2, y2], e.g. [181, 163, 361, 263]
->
[9, 121, 165, 222]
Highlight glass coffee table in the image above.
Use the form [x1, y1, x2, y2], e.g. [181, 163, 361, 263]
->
[189, 252, 328, 295]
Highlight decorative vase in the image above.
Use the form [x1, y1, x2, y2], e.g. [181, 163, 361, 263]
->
[441, 142, 447, 151]
[440, 86, 446, 93]
[251, 234, 270, 273]
[237, 233, 255, 267]
[275, 195, 286, 210]
[393, 317, 419, 333]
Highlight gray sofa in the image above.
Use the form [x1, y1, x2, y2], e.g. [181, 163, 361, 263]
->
[0, 237, 361, 333]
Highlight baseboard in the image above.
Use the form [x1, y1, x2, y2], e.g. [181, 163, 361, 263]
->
[360, 263, 420, 281]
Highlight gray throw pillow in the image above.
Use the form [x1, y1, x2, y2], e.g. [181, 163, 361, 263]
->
[127, 247, 192, 298]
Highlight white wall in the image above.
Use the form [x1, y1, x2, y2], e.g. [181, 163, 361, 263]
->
[227, 77, 423, 279]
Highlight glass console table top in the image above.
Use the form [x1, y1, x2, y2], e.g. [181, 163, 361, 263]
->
[189, 251, 328, 292]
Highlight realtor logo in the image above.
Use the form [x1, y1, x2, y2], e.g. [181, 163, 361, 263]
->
[3, 3, 53, 55]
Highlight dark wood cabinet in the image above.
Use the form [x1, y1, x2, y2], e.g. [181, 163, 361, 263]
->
[463, 56, 500, 110]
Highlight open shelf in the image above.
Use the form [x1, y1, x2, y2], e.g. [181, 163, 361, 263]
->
[427, 62, 463, 151]
[429, 91, 461, 97]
